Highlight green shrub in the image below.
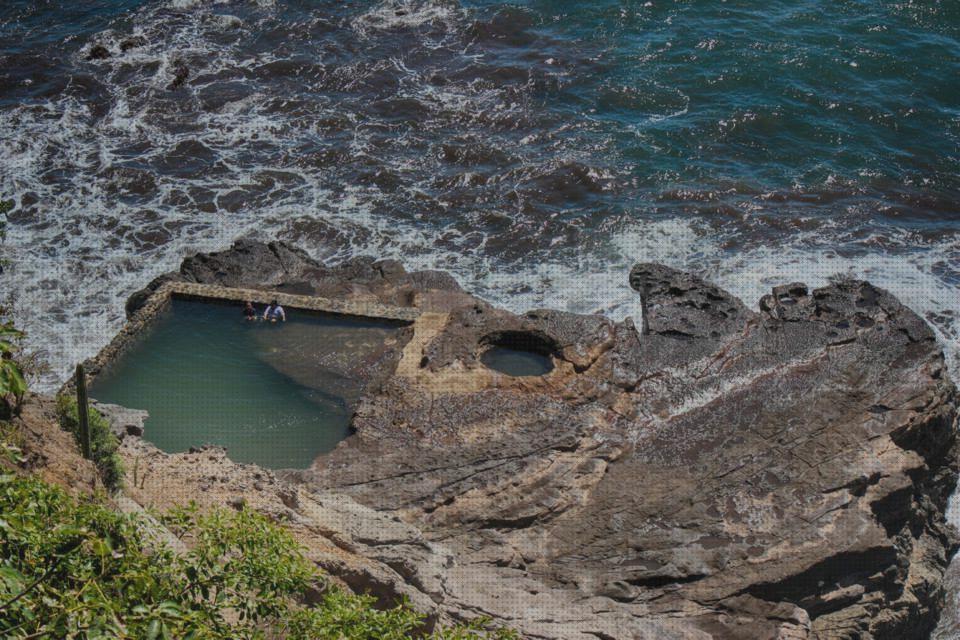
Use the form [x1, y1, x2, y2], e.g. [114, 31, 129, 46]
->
[0, 321, 27, 416]
[56, 395, 124, 490]
[0, 420, 24, 465]
[0, 474, 516, 639]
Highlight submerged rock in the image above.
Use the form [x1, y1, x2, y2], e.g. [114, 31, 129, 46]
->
[123, 241, 958, 639]
[251, 321, 406, 407]
[167, 60, 189, 90]
[119, 36, 147, 52]
[87, 44, 111, 60]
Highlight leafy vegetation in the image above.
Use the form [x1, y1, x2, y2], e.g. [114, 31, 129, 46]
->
[0, 321, 27, 417]
[0, 474, 516, 639]
[0, 204, 27, 415]
[56, 395, 125, 490]
[0, 421, 25, 466]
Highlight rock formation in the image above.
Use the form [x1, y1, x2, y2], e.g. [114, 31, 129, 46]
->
[115, 240, 958, 639]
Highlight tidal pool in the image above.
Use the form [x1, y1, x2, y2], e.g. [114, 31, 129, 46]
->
[480, 346, 554, 377]
[90, 298, 404, 469]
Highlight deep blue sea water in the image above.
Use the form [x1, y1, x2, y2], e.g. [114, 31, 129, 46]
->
[0, 0, 959, 632]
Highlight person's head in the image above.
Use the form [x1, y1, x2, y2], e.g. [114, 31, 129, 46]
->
[245, 300, 253, 308]
[271, 299, 278, 307]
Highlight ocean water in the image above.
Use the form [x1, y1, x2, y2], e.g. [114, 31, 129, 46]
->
[0, 0, 958, 631]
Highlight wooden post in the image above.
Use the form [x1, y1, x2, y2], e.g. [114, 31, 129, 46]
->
[75, 364, 92, 460]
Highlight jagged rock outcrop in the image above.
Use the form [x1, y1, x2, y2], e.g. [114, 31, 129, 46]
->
[126, 239, 469, 318]
[93, 401, 148, 439]
[118, 241, 958, 639]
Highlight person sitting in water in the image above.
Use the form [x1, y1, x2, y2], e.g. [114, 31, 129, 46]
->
[263, 300, 286, 323]
[243, 300, 257, 321]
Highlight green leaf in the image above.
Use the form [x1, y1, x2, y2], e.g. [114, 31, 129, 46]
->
[1, 361, 26, 400]
[92, 539, 110, 558]
[157, 600, 180, 615]
[0, 565, 26, 589]
[146, 618, 161, 640]
[9, 367, 25, 397]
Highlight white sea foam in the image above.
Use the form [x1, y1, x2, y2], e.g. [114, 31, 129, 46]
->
[352, 0, 464, 37]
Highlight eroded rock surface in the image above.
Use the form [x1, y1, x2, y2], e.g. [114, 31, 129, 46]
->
[121, 241, 958, 639]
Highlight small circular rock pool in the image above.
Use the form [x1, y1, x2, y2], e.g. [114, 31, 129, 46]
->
[480, 346, 554, 377]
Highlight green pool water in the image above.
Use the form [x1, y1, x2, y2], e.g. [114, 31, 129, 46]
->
[480, 346, 554, 377]
[90, 298, 403, 469]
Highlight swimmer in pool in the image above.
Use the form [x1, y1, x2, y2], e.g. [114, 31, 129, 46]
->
[263, 300, 286, 323]
[243, 300, 257, 321]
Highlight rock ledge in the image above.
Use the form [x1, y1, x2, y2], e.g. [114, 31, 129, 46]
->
[115, 241, 958, 639]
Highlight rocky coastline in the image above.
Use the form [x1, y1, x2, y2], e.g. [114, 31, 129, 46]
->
[56, 240, 960, 638]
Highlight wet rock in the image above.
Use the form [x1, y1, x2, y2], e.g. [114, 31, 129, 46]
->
[119, 36, 147, 52]
[168, 60, 190, 90]
[629, 262, 752, 338]
[177, 239, 318, 289]
[125, 273, 186, 318]
[87, 44, 111, 60]
[130, 238, 467, 313]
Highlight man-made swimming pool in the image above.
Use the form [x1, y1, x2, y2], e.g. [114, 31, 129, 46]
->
[89, 297, 405, 469]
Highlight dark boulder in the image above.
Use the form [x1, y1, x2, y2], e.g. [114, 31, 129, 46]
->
[119, 36, 147, 52]
[168, 60, 189, 90]
[87, 44, 111, 60]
